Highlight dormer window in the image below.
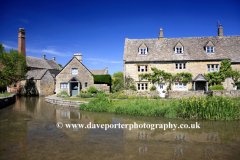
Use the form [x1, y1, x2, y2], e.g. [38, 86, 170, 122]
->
[174, 42, 184, 54]
[139, 43, 148, 55]
[206, 46, 214, 53]
[205, 41, 215, 53]
[175, 47, 183, 54]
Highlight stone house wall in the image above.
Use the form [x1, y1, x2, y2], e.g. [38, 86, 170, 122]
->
[168, 91, 206, 99]
[56, 58, 94, 94]
[212, 90, 240, 97]
[125, 61, 239, 91]
[93, 84, 110, 94]
[39, 71, 55, 96]
[121, 90, 159, 97]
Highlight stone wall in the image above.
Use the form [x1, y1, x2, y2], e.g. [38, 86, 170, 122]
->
[40, 71, 55, 96]
[212, 90, 240, 97]
[121, 90, 159, 97]
[93, 84, 110, 94]
[168, 91, 206, 99]
[0, 94, 16, 109]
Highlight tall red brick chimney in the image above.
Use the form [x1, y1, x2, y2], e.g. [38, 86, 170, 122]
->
[18, 28, 26, 57]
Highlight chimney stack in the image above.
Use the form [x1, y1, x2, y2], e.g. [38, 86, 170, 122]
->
[218, 25, 223, 37]
[74, 53, 82, 62]
[106, 66, 108, 74]
[43, 55, 46, 59]
[158, 28, 164, 39]
[52, 57, 55, 61]
[18, 28, 26, 57]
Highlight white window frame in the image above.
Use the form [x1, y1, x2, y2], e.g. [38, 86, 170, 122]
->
[175, 47, 183, 54]
[137, 65, 148, 72]
[85, 82, 88, 88]
[215, 64, 219, 71]
[60, 83, 68, 89]
[175, 63, 186, 70]
[139, 48, 147, 55]
[207, 64, 219, 72]
[207, 65, 210, 72]
[72, 68, 78, 75]
[206, 46, 214, 53]
[175, 82, 187, 91]
[137, 83, 148, 91]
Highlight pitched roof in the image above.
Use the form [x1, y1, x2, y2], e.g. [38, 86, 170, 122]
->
[25, 69, 48, 80]
[89, 69, 108, 75]
[123, 36, 240, 62]
[193, 74, 208, 82]
[26, 56, 61, 70]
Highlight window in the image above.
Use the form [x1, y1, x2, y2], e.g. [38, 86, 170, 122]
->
[72, 68, 78, 75]
[208, 64, 219, 72]
[175, 63, 186, 70]
[175, 47, 183, 54]
[137, 65, 148, 72]
[13, 84, 17, 89]
[85, 82, 88, 88]
[206, 46, 214, 53]
[137, 83, 148, 91]
[175, 83, 187, 90]
[60, 83, 68, 89]
[139, 48, 147, 55]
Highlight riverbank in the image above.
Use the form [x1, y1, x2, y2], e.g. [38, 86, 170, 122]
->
[0, 93, 16, 109]
[45, 95, 88, 107]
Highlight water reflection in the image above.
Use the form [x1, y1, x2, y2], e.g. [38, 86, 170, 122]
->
[0, 97, 240, 160]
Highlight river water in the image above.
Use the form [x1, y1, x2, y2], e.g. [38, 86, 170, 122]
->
[0, 97, 240, 160]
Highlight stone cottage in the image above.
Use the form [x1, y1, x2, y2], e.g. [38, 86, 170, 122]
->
[8, 28, 61, 96]
[56, 54, 109, 96]
[123, 25, 240, 97]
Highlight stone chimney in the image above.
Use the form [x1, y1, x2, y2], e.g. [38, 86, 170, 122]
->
[158, 28, 164, 39]
[106, 66, 108, 74]
[218, 25, 223, 37]
[74, 53, 82, 62]
[18, 28, 26, 57]
[43, 55, 46, 59]
[52, 57, 55, 61]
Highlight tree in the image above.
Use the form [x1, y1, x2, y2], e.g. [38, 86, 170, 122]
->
[112, 71, 124, 92]
[58, 64, 63, 68]
[231, 69, 240, 87]
[0, 43, 27, 87]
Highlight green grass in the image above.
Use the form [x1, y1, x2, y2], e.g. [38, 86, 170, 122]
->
[63, 98, 94, 102]
[77, 94, 240, 120]
[0, 92, 13, 97]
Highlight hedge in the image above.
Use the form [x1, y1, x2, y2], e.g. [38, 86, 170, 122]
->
[93, 74, 112, 86]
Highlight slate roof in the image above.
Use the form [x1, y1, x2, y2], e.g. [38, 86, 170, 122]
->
[123, 36, 240, 62]
[25, 69, 48, 80]
[26, 56, 61, 70]
[90, 69, 108, 75]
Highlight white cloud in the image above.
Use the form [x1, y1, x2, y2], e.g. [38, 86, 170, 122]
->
[86, 58, 122, 64]
[2, 44, 16, 50]
[19, 19, 29, 24]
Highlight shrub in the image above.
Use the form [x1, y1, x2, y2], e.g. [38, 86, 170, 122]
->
[56, 91, 70, 97]
[87, 86, 98, 93]
[150, 86, 156, 91]
[130, 84, 137, 91]
[80, 92, 92, 98]
[109, 92, 121, 99]
[142, 96, 147, 99]
[152, 95, 161, 99]
[79, 93, 113, 112]
[209, 85, 225, 91]
[93, 74, 112, 86]
[117, 93, 128, 99]
[128, 95, 137, 99]
[189, 88, 194, 91]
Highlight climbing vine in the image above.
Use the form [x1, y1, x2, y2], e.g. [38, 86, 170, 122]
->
[138, 67, 193, 90]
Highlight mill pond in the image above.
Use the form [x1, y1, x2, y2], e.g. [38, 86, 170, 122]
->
[0, 97, 240, 160]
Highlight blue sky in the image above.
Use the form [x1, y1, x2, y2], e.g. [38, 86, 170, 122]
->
[1, 0, 240, 75]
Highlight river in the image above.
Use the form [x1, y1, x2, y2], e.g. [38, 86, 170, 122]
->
[0, 97, 240, 159]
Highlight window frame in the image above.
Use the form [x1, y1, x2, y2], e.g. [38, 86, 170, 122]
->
[175, 47, 183, 54]
[175, 62, 186, 70]
[137, 65, 148, 73]
[206, 46, 214, 53]
[137, 83, 149, 91]
[175, 82, 187, 91]
[60, 83, 68, 89]
[85, 82, 88, 88]
[71, 68, 78, 75]
[139, 48, 147, 55]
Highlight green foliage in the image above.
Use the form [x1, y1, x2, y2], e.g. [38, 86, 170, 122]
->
[138, 68, 192, 90]
[112, 78, 124, 93]
[93, 74, 112, 86]
[209, 85, 225, 91]
[152, 95, 161, 99]
[58, 64, 63, 68]
[117, 93, 128, 99]
[189, 88, 195, 91]
[129, 84, 137, 91]
[87, 86, 98, 93]
[79, 93, 114, 112]
[128, 95, 137, 99]
[178, 96, 240, 120]
[150, 85, 156, 91]
[80, 92, 92, 98]
[231, 69, 240, 86]
[0, 43, 27, 87]
[205, 60, 233, 86]
[109, 92, 121, 99]
[57, 91, 70, 97]
[236, 82, 240, 90]
[125, 76, 135, 90]
[113, 71, 123, 79]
